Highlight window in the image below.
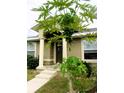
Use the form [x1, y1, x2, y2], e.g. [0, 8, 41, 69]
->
[84, 50, 97, 59]
[83, 40, 97, 59]
[27, 42, 35, 56]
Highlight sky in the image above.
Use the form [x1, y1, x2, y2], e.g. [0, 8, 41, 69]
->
[27, 0, 45, 37]
[27, 0, 97, 37]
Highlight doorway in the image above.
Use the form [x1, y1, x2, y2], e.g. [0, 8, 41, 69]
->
[56, 43, 63, 63]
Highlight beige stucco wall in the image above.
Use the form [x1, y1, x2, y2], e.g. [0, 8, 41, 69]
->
[31, 38, 97, 65]
[43, 41, 54, 65]
[43, 41, 53, 59]
[44, 41, 51, 59]
[67, 38, 82, 59]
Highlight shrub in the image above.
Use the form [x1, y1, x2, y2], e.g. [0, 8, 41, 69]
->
[83, 62, 92, 78]
[60, 56, 88, 77]
[73, 64, 97, 93]
[90, 64, 97, 77]
[27, 55, 39, 69]
[60, 56, 97, 93]
[60, 56, 89, 93]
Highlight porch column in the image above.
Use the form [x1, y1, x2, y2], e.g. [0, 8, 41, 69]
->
[53, 43, 56, 64]
[62, 38, 67, 59]
[81, 40, 84, 60]
[37, 30, 44, 69]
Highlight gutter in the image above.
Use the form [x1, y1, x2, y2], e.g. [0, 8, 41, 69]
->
[27, 37, 39, 41]
[27, 27, 97, 40]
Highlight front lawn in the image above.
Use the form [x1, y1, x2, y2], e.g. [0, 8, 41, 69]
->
[35, 64, 97, 93]
[35, 72, 96, 93]
[35, 72, 69, 93]
[27, 69, 40, 81]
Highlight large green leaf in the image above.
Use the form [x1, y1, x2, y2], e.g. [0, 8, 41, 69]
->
[32, 0, 97, 44]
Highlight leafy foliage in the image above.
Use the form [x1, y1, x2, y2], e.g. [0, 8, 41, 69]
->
[60, 56, 88, 79]
[27, 55, 39, 69]
[72, 64, 97, 93]
[82, 32, 97, 42]
[32, 0, 97, 44]
[60, 56, 97, 93]
[72, 77, 96, 93]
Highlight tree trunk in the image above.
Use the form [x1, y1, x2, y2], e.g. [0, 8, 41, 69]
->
[68, 77, 74, 93]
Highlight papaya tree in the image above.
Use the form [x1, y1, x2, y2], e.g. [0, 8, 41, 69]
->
[32, 0, 97, 93]
[32, 0, 97, 44]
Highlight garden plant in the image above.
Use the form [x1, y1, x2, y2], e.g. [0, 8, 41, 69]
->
[60, 56, 96, 93]
[27, 55, 39, 69]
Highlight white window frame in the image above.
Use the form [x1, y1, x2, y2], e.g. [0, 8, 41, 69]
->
[81, 40, 97, 63]
[27, 42, 37, 57]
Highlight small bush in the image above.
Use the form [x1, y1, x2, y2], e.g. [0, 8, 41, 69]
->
[60, 56, 88, 78]
[73, 64, 97, 93]
[27, 55, 39, 69]
[60, 56, 97, 93]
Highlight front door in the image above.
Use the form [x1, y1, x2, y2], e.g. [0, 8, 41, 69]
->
[56, 43, 63, 63]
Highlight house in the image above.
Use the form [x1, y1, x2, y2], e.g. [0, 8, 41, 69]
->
[27, 27, 97, 69]
[27, 0, 97, 69]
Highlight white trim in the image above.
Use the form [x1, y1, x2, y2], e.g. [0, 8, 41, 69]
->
[27, 37, 39, 41]
[53, 43, 56, 64]
[81, 40, 97, 61]
[37, 30, 44, 69]
[63, 38, 67, 59]
[84, 59, 97, 63]
[81, 40, 84, 60]
[44, 59, 54, 61]
[27, 28, 97, 41]
[27, 50, 35, 52]
[72, 31, 97, 37]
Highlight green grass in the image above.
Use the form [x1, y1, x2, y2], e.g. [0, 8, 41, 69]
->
[35, 72, 96, 93]
[35, 64, 97, 93]
[27, 69, 40, 81]
[35, 72, 69, 93]
[72, 77, 97, 92]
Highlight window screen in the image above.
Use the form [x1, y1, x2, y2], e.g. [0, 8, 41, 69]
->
[27, 42, 35, 56]
[83, 40, 97, 59]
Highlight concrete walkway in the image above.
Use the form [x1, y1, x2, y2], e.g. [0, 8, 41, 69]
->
[27, 68, 57, 93]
